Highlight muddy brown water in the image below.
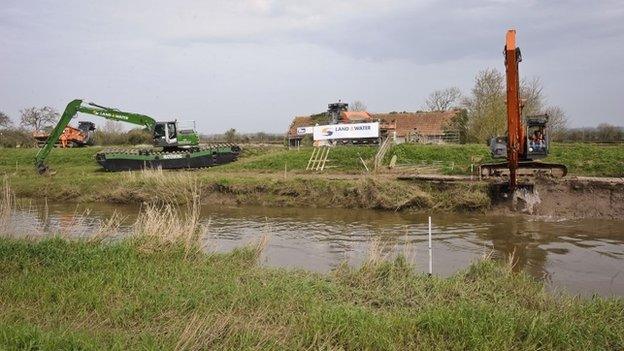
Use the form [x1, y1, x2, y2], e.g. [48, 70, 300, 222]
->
[6, 201, 624, 297]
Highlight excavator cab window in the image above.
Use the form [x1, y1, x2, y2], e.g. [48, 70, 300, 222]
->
[526, 115, 549, 158]
[154, 123, 166, 139]
[167, 123, 177, 139]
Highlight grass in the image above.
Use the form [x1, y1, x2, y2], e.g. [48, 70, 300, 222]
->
[0, 147, 492, 211]
[0, 184, 622, 349]
[219, 143, 624, 177]
[0, 142, 620, 211]
[0, 235, 622, 350]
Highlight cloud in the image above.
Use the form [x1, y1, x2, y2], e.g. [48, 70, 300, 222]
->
[0, 0, 622, 129]
[290, 0, 624, 63]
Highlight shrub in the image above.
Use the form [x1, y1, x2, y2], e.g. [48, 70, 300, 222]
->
[0, 129, 36, 148]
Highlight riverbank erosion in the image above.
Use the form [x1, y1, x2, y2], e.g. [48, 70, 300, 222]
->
[1, 145, 623, 218]
[1, 234, 622, 350]
[6, 169, 624, 218]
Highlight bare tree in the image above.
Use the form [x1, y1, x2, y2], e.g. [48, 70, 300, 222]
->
[224, 128, 238, 142]
[596, 123, 621, 142]
[543, 106, 568, 141]
[520, 77, 544, 117]
[0, 111, 11, 129]
[103, 120, 124, 134]
[425, 87, 462, 111]
[349, 100, 367, 112]
[19, 106, 59, 131]
[462, 68, 550, 143]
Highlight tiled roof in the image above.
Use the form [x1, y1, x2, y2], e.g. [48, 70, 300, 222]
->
[340, 111, 373, 123]
[287, 116, 314, 138]
[372, 110, 457, 137]
[286, 110, 459, 138]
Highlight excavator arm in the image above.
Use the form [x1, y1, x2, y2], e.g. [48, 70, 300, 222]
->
[35, 99, 157, 174]
[505, 30, 522, 190]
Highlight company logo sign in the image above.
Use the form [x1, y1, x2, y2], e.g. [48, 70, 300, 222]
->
[296, 127, 314, 135]
[313, 122, 379, 141]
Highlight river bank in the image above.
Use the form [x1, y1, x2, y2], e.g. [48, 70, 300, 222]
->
[1, 145, 623, 218]
[1, 235, 622, 350]
[5, 198, 624, 296]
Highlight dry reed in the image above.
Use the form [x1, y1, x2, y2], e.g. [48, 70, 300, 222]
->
[132, 180, 205, 259]
[0, 177, 13, 229]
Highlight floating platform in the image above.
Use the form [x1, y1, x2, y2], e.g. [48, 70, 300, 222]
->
[95, 144, 241, 171]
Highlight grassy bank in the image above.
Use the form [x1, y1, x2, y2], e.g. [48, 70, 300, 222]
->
[221, 143, 624, 177]
[0, 147, 491, 211]
[2, 142, 622, 177]
[0, 235, 622, 350]
[0, 142, 621, 210]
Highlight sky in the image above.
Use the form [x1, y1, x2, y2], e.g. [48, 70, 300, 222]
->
[1, 0, 623, 133]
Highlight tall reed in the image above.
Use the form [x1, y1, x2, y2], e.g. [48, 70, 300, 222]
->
[132, 180, 205, 259]
[0, 178, 14, 229]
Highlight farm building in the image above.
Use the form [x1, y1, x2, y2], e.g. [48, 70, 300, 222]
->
[286, 109, 460, 147]
[375, 110, 460, 144]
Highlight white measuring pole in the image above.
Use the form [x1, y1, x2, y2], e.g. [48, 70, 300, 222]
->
[428, 216, 432, 276]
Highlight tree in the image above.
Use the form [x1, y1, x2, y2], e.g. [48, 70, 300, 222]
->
[103, 120, 124, 134]
[542, 106, 568, 141]
[596, 123, 622, 142]
[462, 68, 549, 143]
[349, 100, 367, 112]
[424, 87, 462, 111]
[462, 68, 506, 142]
[19, 106, 59, 131]
[0, 111, 11, 129]
[224, 128, 238, 142]
[446, 109, 469, 144]
[520, 77, 544, 117]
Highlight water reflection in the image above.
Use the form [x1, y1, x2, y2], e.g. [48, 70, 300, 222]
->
[5, 200, 624, 296]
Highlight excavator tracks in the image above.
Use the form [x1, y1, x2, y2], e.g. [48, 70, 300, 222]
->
[479, 161, 568, 179]
[95, 144, 241, 171]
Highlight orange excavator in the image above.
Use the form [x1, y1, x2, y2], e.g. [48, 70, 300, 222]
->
[33, 121, 95, 148]
[480, 30, 567, 190]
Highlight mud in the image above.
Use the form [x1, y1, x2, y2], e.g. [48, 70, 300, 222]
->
[491, 177, 624, 219]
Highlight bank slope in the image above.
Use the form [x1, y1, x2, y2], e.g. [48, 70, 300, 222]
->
[0, 237, 622, 350]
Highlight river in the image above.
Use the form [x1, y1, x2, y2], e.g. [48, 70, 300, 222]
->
[5, 201, 624, 296]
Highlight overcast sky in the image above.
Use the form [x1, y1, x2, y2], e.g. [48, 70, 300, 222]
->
[1, 0, 622, 133]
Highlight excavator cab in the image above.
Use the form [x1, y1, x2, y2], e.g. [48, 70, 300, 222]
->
[525, 115, 549, 159]
[153, 122, 177, 147]
[153, 121, 200, 149]
[489, 115, 551, 160]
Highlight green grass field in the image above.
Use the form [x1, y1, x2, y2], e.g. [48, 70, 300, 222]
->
[0, 143, 621, 208]
[218, 143, 624, 176]
[0, 236, 622, 350]
[1, 142, 622, 177]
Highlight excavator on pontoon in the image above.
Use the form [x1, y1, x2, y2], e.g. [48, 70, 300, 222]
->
[479, 30, 567, 190]
[35, 99, 240, 174]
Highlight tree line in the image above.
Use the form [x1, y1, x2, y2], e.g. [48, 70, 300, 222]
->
[202, 129, 284, 144]
[423, 68, 621, 143]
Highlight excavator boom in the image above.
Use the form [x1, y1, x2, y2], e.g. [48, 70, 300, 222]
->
[34, 99, 237, 174]
[479, 30, 567, 187]
[34, 99, 157, 174]
[505, 30, 522, 190]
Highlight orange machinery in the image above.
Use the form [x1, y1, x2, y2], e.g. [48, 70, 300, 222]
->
[33, 121, 95, 148]
[480, 30, 567, 190]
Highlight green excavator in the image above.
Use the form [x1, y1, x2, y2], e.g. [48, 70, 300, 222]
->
[35, 99, 240, 174]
